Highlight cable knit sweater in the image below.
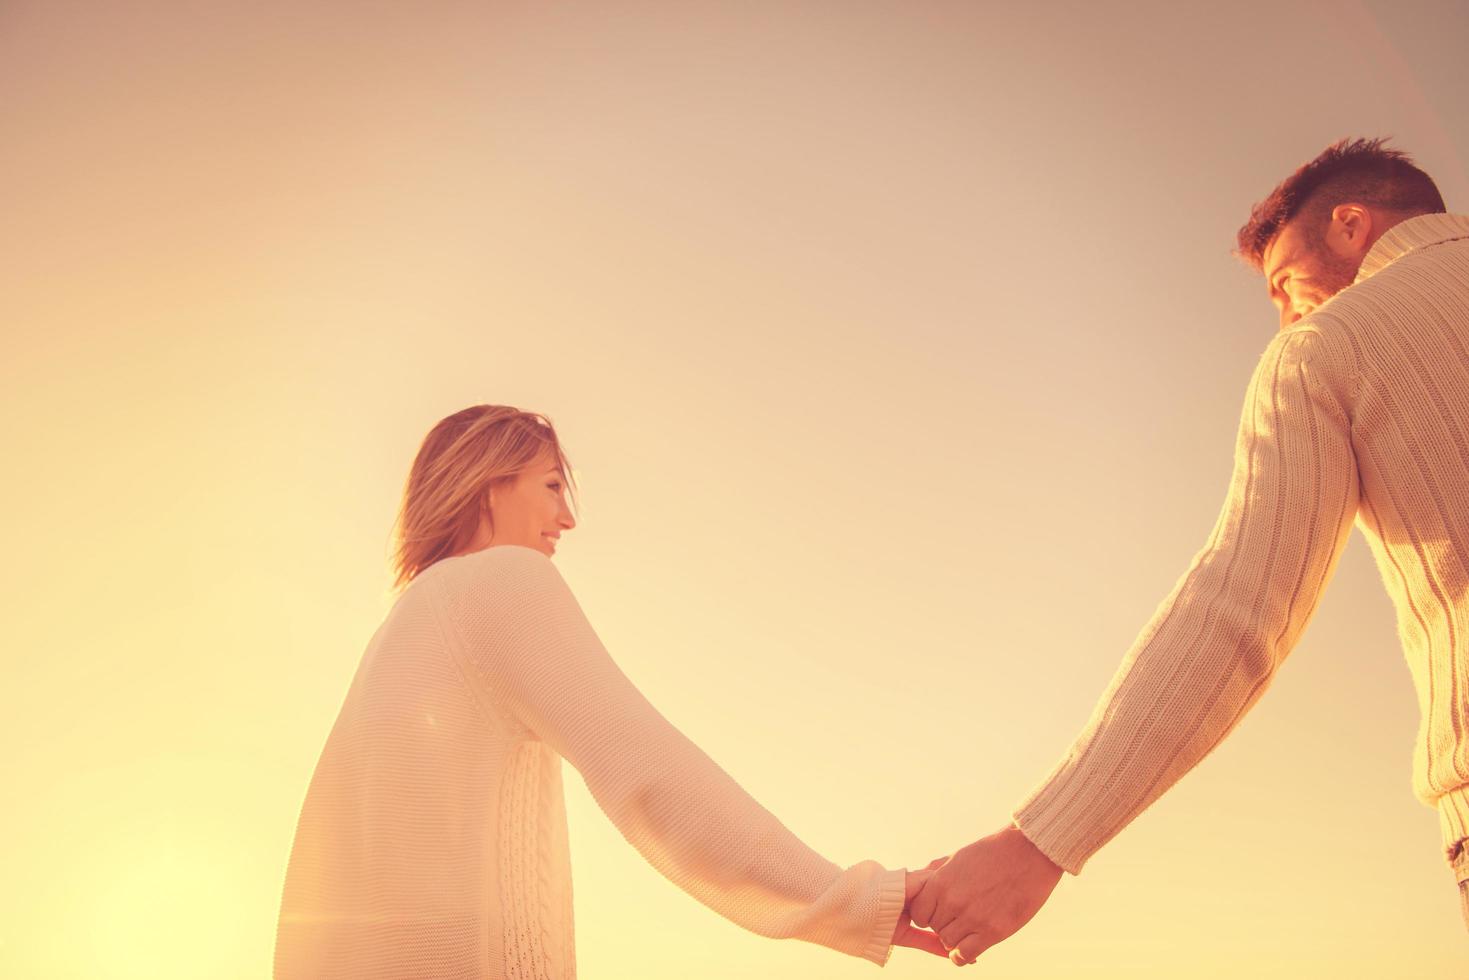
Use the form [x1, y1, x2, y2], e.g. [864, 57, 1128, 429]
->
[1015, 212, 1469, 874]
[274, 545, 904, 980]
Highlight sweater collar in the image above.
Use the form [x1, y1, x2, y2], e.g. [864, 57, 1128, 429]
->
[1355, 212, 1469, 284]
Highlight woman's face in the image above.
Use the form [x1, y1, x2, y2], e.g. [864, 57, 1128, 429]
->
[487, 456, 576, 557]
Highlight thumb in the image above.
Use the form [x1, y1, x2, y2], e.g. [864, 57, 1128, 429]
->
[924, 855, 948, 872]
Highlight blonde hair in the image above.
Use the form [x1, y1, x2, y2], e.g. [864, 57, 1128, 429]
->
[392, 405, 575, 590]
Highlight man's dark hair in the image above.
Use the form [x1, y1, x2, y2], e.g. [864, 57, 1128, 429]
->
[1235, 137, 1445, 269]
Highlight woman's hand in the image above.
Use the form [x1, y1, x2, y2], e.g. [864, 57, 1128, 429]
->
[891, 868, 949, 957]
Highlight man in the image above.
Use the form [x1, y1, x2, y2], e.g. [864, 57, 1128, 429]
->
[909, 138, 1469, 964]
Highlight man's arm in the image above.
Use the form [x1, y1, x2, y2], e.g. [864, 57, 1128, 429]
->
[912, 324, 1361, 964]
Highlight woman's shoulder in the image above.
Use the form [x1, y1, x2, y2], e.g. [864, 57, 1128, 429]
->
[419, 545, 563, 598]
[415, 547, 579, 644]
[465, 544, 556, 575]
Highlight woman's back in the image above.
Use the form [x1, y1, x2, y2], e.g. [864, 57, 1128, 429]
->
[274, 553, 575, 980]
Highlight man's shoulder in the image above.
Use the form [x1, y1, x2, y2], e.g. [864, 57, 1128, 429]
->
[1263, 318, 1359, 406]
[1312, 237, 1469, 342]
[1303, 275, 1405, 342]
[1344, 230, 1469, 311]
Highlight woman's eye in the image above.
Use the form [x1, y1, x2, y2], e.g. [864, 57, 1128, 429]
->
[548, 482, 562, 491]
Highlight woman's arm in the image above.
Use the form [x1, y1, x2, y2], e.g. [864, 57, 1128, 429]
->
[430, 545, 924, 965]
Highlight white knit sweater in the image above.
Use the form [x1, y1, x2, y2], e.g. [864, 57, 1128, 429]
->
[274, 545, 904, 979]
[1015, 212, 1469, 874]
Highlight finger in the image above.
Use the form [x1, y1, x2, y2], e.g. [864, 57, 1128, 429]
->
[926, 901, 959, 937]
[908, 877, 938, 930]
[938, 919, 970, 950]
[949, 932, 993, 967]
[894, 924, 949, 958]
[903, 868, 932, 908]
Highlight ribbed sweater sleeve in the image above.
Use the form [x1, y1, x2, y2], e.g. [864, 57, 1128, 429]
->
[1014, 325, 1361, 874]
[431, 546, 905, 965]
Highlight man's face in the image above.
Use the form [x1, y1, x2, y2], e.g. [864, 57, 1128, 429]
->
[1261, 215, 1361, 330]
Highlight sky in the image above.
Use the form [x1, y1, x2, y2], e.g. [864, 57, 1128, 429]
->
[3, 1, 1468, 977]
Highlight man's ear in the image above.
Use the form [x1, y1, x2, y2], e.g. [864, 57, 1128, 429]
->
[1325, 203, 1374, 259]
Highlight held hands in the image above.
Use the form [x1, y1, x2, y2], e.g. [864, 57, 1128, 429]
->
[906, 824, 1063, 966]
[892, 869, 949, 957]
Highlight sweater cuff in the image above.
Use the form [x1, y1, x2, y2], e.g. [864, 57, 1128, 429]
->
[1012, 789, 1093, 876]
[860, 867, 906, 966]
[1438, 786, 1469, 857]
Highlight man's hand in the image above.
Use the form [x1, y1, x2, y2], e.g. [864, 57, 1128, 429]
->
[891, 869, 949, 958]
[908, 824, 1063, 965]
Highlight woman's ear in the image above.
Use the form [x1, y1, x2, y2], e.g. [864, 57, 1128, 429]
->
[481, 493, 498, 536]
[473, 499, 495, 549]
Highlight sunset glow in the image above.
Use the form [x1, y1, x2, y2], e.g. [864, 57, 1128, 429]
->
[3, 2, 1467, 978]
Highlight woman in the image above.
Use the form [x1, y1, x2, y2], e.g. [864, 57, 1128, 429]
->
[273, 405, 944, 978]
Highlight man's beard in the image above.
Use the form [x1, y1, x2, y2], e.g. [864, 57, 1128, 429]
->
[1314, 248, 1362, 300]
[1301, 231, 1365, 303]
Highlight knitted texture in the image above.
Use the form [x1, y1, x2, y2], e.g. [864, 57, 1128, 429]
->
[1015, 213, 1469, 874]
[275, 545, 903, 979]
